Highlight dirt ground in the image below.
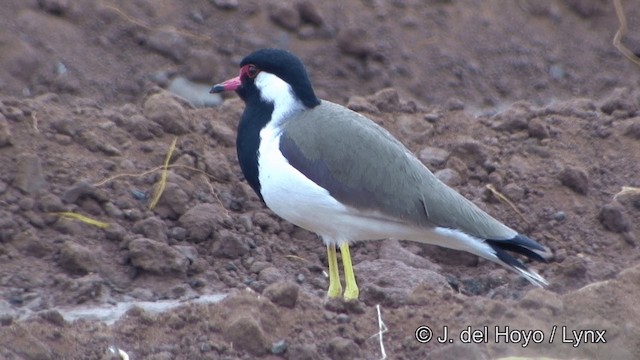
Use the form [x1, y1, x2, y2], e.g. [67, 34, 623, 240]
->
[1, 0, 640, 359]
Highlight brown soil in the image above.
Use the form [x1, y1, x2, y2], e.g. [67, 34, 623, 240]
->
[1, 1, 640, 359]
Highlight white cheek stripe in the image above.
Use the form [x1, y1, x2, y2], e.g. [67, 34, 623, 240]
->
[255, 72, 304, 126]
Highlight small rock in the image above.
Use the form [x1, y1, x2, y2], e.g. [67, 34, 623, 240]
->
[528, 117, 550, 139]
[258, 266, 285, 284]
[263, 282, 299, 308]
[132, 217, 168, 243]
[38, 310, 66, 327]
[368, 88, 400, 113]
[145, 27, 188, 62]
[58, 241, 97, 275]
[203, 152, 234, 181]
[327, 337, 359, 360]
[0, 114, 12, 147]
[269, 2, 301, 31]
[174, 245, 198, 263]
[297, 1, 324, 26]
[336, 314, 350, 323]
[143, 92, 190, 135]
[168, 77, 222, 108]
[271, 339, 287, 355]
[502, 183, 525, 201]
[288, 344, 321, 360]
[212, 230, 250, 258]
[128, 238, 189, 274]
[445, 97, 464, 111]
[225, 316, 268, 356]
[178, 203, 228, 242]
[492, 106, 530, 132]
[559, 166, 589, 195]
[211, 0, 238, 10]
[435, 168, 462, 186]
[38, 193, 65, 212]
[337, 27, 374, 57]
[14, 153, 45, 194]
[598, 203, 630, 233]
[104, 223, 126, 241]
[379, 239, 440, 270]
[450, 139, 488, 168]
[418, 146, 450, 167]
[553, 211, 566, 222]
[38, 0, 70, 15]
[118, 114, 163, 141]
[207, 122, 236, 147]
[355, 259, 448, 307]
[62, 180, 108, 204]
[346, 96, 379, 113]
[153, 182, 191, 219]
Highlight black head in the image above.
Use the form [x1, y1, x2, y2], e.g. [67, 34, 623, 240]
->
[211, 48, 321, 108]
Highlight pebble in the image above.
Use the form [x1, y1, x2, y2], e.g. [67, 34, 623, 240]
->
[528, 117, 550, 139]
[167, 77, 222, 108]
[178, 203, 225, 242]
[14, 152, 45, 194]
[39, 194, 64, 212]
[132, 217, 169, 243]
[450, 138, 488, 169]
[336, 314, 350, 323]
[211, 0, 238, 10]
[369, 88, 400, 113]
[271, 339, 287, 355]
[62, 180, 108, 204]
[128, 238, 189, 274]
[263, 282, 299, 308]
[327, 337, 360, 360]
[153, 182, 190, 219]
[418, 146, 450, 167]
[212, 230, 250, 259]
[553, 211, 566, 222]
[492, 106, 530, 132]
[225, 316, 268, 356]
[58, 241, 98, 275]
[598, 203, 630, 233]
[346, 95, 379, 113]
[559, 166, 589, 195]
[143, 92, 190, 135]
[434, 168, 462, 186]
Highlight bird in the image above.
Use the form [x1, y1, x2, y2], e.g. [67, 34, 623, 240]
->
[210, 48, 550, 300]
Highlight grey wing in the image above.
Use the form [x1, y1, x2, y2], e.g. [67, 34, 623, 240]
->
[279, 101, 434, 226]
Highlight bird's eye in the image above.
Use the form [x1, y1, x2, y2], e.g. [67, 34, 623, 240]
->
[247, 64, 259, 78]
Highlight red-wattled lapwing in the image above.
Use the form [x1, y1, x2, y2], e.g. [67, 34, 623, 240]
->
[211, 48, 550, 300]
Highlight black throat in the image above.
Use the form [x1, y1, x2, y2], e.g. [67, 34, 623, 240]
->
[236, 85, 274, 201]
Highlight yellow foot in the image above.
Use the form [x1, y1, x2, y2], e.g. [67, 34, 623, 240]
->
[340, 243, 359, 300]
[326, 244, 342, 298]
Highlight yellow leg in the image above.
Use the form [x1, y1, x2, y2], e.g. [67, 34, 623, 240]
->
[327, 244, 342, 298]
[340, 243, 359, 300]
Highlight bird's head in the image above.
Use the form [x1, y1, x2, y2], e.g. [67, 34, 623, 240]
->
[211, 48, 320, 109]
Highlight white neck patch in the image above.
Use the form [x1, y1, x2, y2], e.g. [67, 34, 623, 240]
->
[254, 72, 305, 127]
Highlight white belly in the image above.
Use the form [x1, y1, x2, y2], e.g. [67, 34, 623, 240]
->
[257, 123, 421, 243]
